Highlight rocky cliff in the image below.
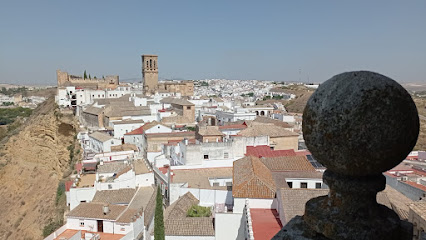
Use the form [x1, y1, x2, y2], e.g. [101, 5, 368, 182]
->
[0, 98, 78, 240]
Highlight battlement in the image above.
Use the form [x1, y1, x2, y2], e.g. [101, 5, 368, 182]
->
[56, 70, 119, 89]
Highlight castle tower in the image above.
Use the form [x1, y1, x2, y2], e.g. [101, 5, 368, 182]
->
[142, 55, 158, 93]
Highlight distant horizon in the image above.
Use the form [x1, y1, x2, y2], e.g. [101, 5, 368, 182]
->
[1, 1, 425, 85]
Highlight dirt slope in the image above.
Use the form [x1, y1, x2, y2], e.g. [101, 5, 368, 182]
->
[0, 98, 77, 240]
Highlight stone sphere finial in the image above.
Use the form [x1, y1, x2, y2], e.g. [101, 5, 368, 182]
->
[303, 71, 419, 176]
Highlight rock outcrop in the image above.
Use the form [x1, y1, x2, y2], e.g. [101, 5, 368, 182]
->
[0, 98, 78, 240]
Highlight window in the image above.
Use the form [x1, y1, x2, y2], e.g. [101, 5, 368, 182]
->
[204, 155, 209, 159]
[213, 182, 219, 187]
[80, 220, 84, 227]
[108, 184, 112, 189]
[287, 182, 293, 188]
[301, 182, 308, 188]
[187, 106, 191, 110]
[224, 152, 229, 158]
[316, 183, 322, 189]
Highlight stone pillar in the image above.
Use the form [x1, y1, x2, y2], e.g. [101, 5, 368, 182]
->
[273, 71, 419, 240]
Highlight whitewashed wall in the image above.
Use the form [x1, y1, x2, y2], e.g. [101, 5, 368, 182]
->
[215, 213, 246, 240]
[69, 187, 96, 210]
[234, 198, 277, 214]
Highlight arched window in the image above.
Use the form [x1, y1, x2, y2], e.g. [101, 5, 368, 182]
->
[260, 111, 265, 116]
[256, 111, 259, 115]
[146, 61, 149, 68]
[150, 59, 152, 69]
[154, 60, 156, 69]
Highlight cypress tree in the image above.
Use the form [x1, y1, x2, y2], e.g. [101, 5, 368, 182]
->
[83, 70, 87, 79]
[154, 186, 165, 240]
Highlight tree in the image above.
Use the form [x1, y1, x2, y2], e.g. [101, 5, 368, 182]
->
[154, 186, 165, 240]
[83, 70, 87, 80]
[89, 74, 91, 79]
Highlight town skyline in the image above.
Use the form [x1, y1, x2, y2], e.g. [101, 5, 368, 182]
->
[1, 0, 426, 85]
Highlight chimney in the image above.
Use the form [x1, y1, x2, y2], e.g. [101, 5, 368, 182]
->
[103, 205, 109, 215]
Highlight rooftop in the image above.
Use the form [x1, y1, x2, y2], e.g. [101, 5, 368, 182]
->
[246, 145, 296, 158]
[164, 192, 214, 236]
[89, 132, 113, 142]
[238, 122, 298, 137]
[197, 125, 224, 136]
[172, 167, 233, 190]
[233, 156, 276, 199]
[67, 202, 128, 221]
[54, 229, 125, 240]
[161, 97, 194, 106]
[97, 161, 130, 174]
[133, 159, 151, 174]
[260, 156, 316, 172]
[251, 209, 283, 240]
[279, 188, 329, 224]
[112, 119, 145, 125]
[92, 188, 136, 205]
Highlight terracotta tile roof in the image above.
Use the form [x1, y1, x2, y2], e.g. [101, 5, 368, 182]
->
[218, 124, 247, 130]
[260, 156, 316, 172]
[67, 202, 127, 221]
[145, 131, 195, 138]
[253, 116, 292, 128]
[238, 123, 298, 137]
[279, 189, 329, 224]
[164, 192, 214, 236]
[143, 186, 157, 227]
[165, 218, 215, 236]
[125, 126, 144, 135]
[164, 192, 199, 220]
[97, 161, 130, 174]
[128, 186, 155, 212]
[92, 188, 136, 205]
[197, 126, 224, 136]
[172, 167, 233, 190]
[233, 156, 276, 199]
[116, 208, 141, 223]
[104, 105, 151, 117]
[124, 121, 166, 135]
[246, 145, 296, 158]
[160, 97, 194, 106]
[133, 160, 151, 174]
[89, 132, 113, 142]
[409, 202, 426, 221]
[115, 166, 132, 178]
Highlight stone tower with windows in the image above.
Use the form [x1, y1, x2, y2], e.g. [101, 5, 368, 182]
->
[142, 55, 158, 93]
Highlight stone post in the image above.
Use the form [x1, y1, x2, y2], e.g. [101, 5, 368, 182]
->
[273, 71, 419, 240]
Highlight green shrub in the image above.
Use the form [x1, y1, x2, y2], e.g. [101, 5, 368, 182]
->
[42, 219, 63, 237]
[187, 205, 211, 217]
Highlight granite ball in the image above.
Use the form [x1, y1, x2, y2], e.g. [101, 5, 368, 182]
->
[303, 71, 419, 176]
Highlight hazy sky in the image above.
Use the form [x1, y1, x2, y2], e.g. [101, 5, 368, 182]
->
[1, 1, 425, 85]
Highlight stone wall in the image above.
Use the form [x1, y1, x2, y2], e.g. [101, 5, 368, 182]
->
[385, 175, 426, 201]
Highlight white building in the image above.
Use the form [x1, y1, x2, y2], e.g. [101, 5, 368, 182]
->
[88, 132, 121, 153]
[112, 119, 145, 139]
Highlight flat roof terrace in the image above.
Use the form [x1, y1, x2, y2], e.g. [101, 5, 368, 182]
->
[250, 208, 283, 240]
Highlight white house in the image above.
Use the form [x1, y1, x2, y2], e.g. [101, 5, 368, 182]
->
[112, 119, 145, 139]
[88, 132, 121, 153]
